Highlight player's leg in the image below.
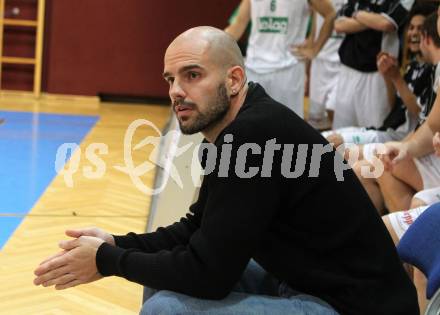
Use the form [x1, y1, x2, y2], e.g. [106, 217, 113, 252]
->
[353, 159, 385, 212]
[283, 63, 305, 118]
[383, 205, 429, 244]
[356, 71, 390, 128]
[377, 157, 423, 211]
[309, 58, 328, 122]
[332, 65, 361, 129]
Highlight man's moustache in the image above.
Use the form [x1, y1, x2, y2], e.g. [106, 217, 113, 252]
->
[173, 100, 197, 108]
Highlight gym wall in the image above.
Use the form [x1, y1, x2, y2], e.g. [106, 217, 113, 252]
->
[41, 0, 238, 97]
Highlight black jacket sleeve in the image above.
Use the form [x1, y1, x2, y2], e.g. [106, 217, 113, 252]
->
[112, 183, 207, 252]
[113, 213, 200, 252]
[95, 126, 281, 299]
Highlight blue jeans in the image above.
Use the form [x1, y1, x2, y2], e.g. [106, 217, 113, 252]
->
[140, 261, 339, 315]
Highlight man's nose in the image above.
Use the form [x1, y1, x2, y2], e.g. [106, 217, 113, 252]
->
[169, 80, 186, 101]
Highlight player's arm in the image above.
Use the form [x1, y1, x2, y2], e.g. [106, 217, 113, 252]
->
[384, 76, 396, 108]
[377, 52, 397, 107]
[425, 86, 440, 139]
[308, 0, 336, 55]
[403, 87, 440, 157]
[306, 10, 317, 47]
[353, 11, 396, 32]
[381, 87, 439, 166]
[334, 17, 367, 34]
[334, 0, 367, 34]
[404, 122, 435, 158]
[225, 0, 251, 41]
[391, 74, 421, 116]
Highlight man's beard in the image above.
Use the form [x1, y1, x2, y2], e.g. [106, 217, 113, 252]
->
[178, 83, 230, 135]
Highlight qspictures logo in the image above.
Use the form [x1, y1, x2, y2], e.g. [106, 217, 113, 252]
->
[54, 119, 388, 196]
[257, 16, 289, 34]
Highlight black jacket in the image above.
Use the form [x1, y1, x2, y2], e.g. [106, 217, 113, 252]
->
[97, 83, 419, 315]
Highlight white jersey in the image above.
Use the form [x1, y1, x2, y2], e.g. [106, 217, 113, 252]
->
[314, 0, 346, 63]
[246, 0, 310, 73]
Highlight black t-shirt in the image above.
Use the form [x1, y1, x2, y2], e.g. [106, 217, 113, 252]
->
[338, 0, 410, 72]
[378, 60, 434, 131]
[96, 83, 419, 315]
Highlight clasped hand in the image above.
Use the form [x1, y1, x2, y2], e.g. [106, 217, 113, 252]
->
[33, 227, 114, 290]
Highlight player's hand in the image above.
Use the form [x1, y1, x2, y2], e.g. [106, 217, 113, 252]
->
[378, 141, 409, 171]
[377, 53, 399, 80]
[376, 53, 391, 74]
[326, 133, 344, 148]
[290, 43, 317, 61]
[65, 227, 115, 246]
[433, 132, 440, 157]
[34, 236, 105, 290]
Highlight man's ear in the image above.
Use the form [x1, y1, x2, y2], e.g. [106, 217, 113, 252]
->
[227, 66, 246, 96]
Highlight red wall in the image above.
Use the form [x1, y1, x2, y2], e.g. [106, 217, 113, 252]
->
[42, 0, 238, 97]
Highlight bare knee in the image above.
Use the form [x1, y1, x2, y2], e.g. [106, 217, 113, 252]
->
[353, 160, 378, 183]
[390, 159, 423, 192]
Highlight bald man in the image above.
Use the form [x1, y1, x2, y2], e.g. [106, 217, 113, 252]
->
[34, 27, 418, 315]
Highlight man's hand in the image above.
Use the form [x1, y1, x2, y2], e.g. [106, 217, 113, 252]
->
[378, 141, 410, 171]
[290, 42, 317, 61]
[34, 236, 105, 290]
[433, 132, 440, 157]
[36, 227, 114, 267]
[65, 227, 115, 246]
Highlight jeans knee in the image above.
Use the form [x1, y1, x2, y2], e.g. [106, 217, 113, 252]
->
[140, 291, 187, 315]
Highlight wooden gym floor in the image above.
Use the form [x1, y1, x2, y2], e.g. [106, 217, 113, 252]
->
[0, 94, 170, 315]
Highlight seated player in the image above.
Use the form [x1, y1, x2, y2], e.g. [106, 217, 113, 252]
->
[322, 4, 436, 163]
[352, 13, 440, 213]
[380, 131, 440, 313]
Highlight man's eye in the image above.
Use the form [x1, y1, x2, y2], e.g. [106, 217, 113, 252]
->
[188, 72, 199, 79]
